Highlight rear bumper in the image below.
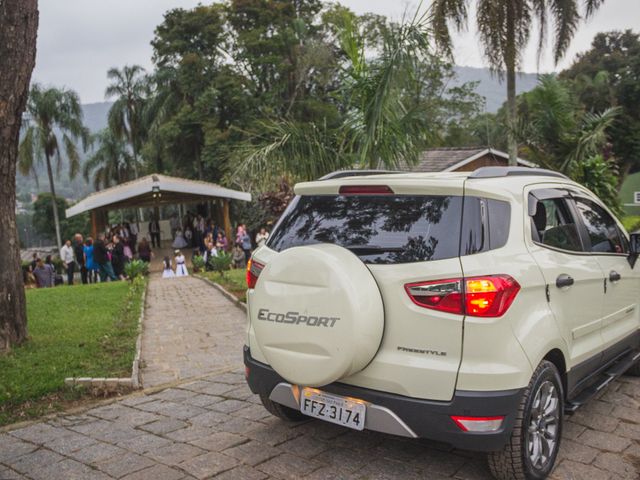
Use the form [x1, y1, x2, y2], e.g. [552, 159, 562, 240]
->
[244, 346, 524, 451]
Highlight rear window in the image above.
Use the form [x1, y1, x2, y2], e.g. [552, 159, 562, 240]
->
[267, 195, 463, 264]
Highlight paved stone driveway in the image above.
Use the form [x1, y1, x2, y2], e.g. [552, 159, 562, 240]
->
[1, 278, 638, 479]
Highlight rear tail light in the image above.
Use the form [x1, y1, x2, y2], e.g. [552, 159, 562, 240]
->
[451, 415, 504, 432]
[339, 185, 394, 195]
[246, 258, 264, 289]
[465, 275, 520, 317]
[405, 279, 463, 315]
[405, 275, 520, 318]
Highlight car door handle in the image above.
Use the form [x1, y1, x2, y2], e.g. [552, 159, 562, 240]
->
[556, 274, 574, 288]
[609, 271, 621, 282]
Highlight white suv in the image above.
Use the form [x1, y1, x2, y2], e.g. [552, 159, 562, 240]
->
[243, 167, 640, 480]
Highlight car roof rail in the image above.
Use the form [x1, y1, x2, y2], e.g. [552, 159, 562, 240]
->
[468, 166, 569, 180]
[318, 169, 402, 180]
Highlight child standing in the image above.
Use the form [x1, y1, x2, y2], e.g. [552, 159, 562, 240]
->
[175, 250, 189, 277]
[162, 256, 175, 278]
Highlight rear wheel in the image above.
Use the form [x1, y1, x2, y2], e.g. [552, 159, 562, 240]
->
[488, 360, 563, 480]
[259, 393, 307, 422]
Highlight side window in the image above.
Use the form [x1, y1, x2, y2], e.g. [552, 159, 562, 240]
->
[573, 198, 628, 254]
[530, 197, 583, 252]
[460, 197, 510, 256]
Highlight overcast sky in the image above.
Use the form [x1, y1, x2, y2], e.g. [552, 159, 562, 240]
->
[32, 0, 639, 104]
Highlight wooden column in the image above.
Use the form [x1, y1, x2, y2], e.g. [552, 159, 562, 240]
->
[222, 199, 232, 249]
[90, 210, 98, 239]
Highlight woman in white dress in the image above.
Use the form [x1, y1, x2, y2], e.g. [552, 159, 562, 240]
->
[172, 228, 188, 248]
[162, 257, 175, 279]
[174, 250, 189, 277]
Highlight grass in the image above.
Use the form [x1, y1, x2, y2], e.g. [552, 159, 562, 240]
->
[198, 268, 247, 302]
[622, 216, 640, 233]
[0, 278, 145, 426]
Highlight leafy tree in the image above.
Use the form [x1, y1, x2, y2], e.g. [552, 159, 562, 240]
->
[514, 75, 620, 211]
[149, 4, 228, 180]
[226, 0, 324, 111]
[105, 65, 148, 178]
[431, 0, 605, 166]
[32, 193, 90, 244]
[83, 129, 135, 190]
[18, 84, 90, 251]
[573, 154, 622, 215]
[560, 30, 640, 178]
[231, 6, 481, 187]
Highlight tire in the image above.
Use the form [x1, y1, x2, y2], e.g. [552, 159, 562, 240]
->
[259, 393, 307, 422]
[488, 360, 564, 480]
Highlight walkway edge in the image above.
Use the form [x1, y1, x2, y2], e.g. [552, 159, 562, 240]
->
[196, 275, 248, 314]
[131, 280, 147, 389]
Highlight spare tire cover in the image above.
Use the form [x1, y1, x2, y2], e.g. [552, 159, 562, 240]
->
[251, 243, 384, 387]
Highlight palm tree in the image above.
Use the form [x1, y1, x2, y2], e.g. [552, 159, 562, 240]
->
[18, 84, 89, 251]
[232, 7, 436, 188]
[515, 75, 619, 174]
[83, 129, 135, 190]
[431, 0, 605, 165]
[105, 65, 147, 178]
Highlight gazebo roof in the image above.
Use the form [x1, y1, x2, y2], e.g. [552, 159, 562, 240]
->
[66, 174, 251, 218]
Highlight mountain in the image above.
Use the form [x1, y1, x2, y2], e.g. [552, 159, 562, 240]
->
[81, 101, 113, 133]
[452, 66, 540, 112]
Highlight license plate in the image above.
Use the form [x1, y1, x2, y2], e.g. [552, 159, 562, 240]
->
[300, 388, 366, 430]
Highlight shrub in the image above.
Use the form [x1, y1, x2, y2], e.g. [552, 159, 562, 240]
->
[572, 155, 622, 216]
[192, 255, 206, 272]
[210, 251, 233, 277]
[124, 260, 149, 280]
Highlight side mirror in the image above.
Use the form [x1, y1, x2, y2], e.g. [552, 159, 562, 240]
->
[628, 233, 640, 268]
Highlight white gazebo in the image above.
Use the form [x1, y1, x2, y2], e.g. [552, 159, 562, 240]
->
[65, 174, 252, 240]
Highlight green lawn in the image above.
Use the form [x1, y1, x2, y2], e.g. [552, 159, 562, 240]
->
[0, 279, 145, 425]
[622, 215, 640, 233]
[198, 268, 247, 302]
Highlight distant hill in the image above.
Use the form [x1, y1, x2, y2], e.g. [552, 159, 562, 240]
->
[452, 66, 540, 112]
[82, 101, 112, 133]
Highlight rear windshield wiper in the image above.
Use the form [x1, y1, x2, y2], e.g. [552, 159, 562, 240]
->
[343, 245, 404, 254]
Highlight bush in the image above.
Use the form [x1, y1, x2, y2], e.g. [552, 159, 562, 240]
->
[192, 255, 206, 272]
[210, 251, 233, 277]
[572, 155, 622, 216]
[51, 257, 64, 274]
[124, 260, 149, 280]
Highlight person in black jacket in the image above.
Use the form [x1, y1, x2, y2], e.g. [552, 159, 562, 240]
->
[73, 233, 87, 284]
[111, 234, 126, 279]
[94, 233, 118, 282]
[149, 218, 161, 248]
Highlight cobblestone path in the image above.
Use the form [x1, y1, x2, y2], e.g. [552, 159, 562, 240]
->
[140, 275, 245, 387]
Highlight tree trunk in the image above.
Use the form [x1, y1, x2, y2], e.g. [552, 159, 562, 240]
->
[0, 0, 39, 352]
[505, 2, 518, 167]
[44, 152, 63, 251]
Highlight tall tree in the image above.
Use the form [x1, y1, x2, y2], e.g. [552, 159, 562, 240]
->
[105, 65, 147, 178]
[0, 0, 38, 351]
[18, 85, 90, 251]
[431, 0, 605, 165]
[150, 4, 227, 180]
[232, 6, 453, 186]
[514, 75, 620, 209]
[83, 129, 135, 190]
[560, 30, 640, 177]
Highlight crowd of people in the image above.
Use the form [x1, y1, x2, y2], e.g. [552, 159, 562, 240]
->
[24, 214, 271, 288]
